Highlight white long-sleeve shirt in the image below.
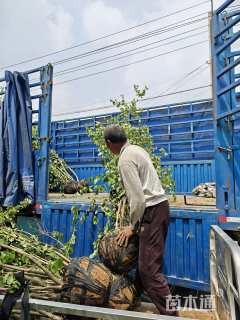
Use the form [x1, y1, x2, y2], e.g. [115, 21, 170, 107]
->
[118, 142, 167, 227]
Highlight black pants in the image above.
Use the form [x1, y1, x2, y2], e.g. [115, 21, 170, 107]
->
[137, 200, 176, 316]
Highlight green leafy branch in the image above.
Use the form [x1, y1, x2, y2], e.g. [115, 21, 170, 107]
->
[86, 85, 175, 255]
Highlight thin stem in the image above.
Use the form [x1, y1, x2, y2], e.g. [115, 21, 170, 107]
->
[0, 244, 62, 285]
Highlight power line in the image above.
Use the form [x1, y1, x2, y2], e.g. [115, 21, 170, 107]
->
[53, 14, 208, 66]
[142, 85, 211, 101]
[0, 0, 210, 70]
[163, 62, 209, 93]
[54, 27, 208, 77]
[30, 17, 208, 83]
[52, 85, 211, 118]
[54, 40, 208, 86]
[170, 64, 210, 92]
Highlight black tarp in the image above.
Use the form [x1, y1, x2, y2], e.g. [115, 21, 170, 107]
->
[0, 71, 34, 206]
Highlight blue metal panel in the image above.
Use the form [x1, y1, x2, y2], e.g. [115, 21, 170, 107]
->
[164, 208, 220, 291]
[162, 160, 215, 193]
[40, 201, 106, 258]
[211, 2, 240, 214]
[40, 201, 219, 291]
[234, 115, 240, 208]
[51, 99, 214, 165]
[69, 160, 215, 194]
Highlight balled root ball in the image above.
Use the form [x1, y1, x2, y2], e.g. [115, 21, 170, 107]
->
[61, 257, 112, 306]
[107, 275, 137, 310]
[64, 180, 89, 194]
[98, 231, 139, 274]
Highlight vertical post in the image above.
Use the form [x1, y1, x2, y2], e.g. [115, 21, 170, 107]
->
[37, 64, 53, 202]
[208, 12, 214, 105]
[51, 121, 56, 149]
[211, 9, 236, 214]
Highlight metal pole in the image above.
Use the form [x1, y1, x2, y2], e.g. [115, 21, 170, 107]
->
[0, 296, 191, 320]
[208, 11, 214, 104]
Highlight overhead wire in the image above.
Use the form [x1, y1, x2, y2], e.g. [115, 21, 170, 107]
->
[0, 0, 210, 70]
[162, 62, 210, 94]
[29, 20, 209, 86]
[54, 40, 208, 86]
[52, 85, 211, 118]
[54, 27, 208, 77]
[53, 13, 208, 66]
[170, 64, 210, 92]
[29, 14, 209, 84]
[142, 85, 211, 102]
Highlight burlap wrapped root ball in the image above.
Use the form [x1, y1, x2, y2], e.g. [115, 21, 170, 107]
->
[98, 231, 139, 274]
[107, 275, 137, 310]
[61, 257, 112, 306]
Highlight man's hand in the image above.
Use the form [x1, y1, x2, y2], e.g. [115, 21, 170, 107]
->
[116, 226, 134, 247]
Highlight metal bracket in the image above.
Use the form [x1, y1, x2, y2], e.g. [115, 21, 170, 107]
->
[37, 157, 47, 166]
[224, 115, 233, 128]
[217, 145, 240, 159]
[216, 107, 240, 122]
[217, 146, 233, 159]
[41, 80, 53, 90]
[224, 56, 229, 67]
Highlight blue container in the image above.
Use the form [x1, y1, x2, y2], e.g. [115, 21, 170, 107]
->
[70, 160, 215, 194]
[40, 200, 219, 291]
[40, 201, 108, 257]
[51, 99, 214, 164]
[162, 160, 215, 194]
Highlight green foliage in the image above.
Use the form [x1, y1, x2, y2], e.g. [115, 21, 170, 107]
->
[0, 272, 20, 293]
[0, 196, 72, 293]
[48, 150, 73, 192]
[32, 125, 40, 151]
[63, 205, 79, 254]
[32, 126, 75, 192]
[0, 226, 68, 292]
[0, 199, 31, 227]
[87, 85, 175, 254]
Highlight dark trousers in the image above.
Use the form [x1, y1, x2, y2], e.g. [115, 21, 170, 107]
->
[138, 200, 176, 316]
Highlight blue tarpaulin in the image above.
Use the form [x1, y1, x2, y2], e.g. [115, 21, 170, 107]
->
[0, 71, 34, 206]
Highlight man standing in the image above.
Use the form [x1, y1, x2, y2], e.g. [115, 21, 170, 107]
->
[104, 125, 177, 316]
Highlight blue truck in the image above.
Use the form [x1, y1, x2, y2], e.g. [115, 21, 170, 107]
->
[0, 0, 239, 319]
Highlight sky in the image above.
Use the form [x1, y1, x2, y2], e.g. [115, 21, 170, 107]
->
[0, 0, 233, 120]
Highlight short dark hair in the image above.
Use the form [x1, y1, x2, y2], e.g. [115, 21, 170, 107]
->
[104, 125, 127, 143]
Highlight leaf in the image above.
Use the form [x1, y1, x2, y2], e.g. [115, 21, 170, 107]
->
[80, 214, 86, 224]
[93, 215, 98, 225]
[49, 258, 65, 274]
[71, 206, 79, 224]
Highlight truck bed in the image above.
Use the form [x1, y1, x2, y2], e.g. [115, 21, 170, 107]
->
[48, 193, 217, 211]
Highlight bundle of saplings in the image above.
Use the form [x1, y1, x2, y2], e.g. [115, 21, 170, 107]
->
[96, 197, 139, 309]
[0, 227, 68, 320]
[33, 126, 81, 194]
[0, 201, 71, 320]
[60, 197, 139, 311]
[98, 197, 139, 274]
[49, 149, 75, 192]
[49, 150, 89, 194]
